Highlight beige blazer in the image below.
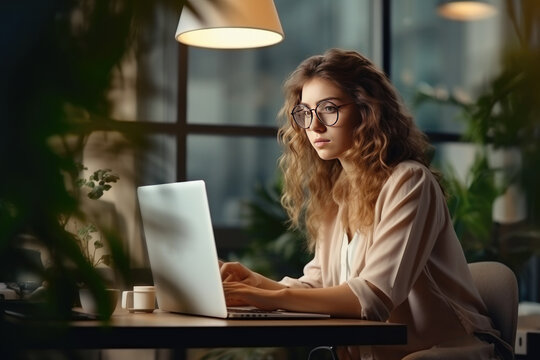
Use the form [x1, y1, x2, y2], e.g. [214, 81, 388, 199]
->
[281, 161, 510, 359]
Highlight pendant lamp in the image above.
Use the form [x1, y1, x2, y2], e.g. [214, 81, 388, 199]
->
[175, 0, 284, 49]
[437, 1, 497, 21]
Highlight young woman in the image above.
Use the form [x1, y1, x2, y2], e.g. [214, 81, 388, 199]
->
[220, 49, 511, 359]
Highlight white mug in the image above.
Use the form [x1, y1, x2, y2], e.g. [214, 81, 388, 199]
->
[121, 285, 156, 313]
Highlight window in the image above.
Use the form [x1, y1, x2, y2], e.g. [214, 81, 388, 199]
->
[392, 0, 504, 133]
[390, 0, 505, 179]
[83, 1, 378, 265]
[91, 1, 520, 274]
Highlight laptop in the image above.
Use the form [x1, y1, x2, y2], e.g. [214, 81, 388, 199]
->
[137, 180, 330, 319]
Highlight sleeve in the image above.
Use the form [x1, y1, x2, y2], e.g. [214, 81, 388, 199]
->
[279, 246, 323, 288]
[347, 164, 446, 321]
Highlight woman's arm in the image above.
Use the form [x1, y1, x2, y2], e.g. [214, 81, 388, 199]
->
[219, 260, 363, 316]
[223, 281, 364, 318]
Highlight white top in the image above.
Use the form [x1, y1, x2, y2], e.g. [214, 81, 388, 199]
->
[340, 232, 360, 284]
[280, 161, 511, 359]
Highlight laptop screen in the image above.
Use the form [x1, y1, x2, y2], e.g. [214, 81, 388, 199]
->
[137, 180, 228, 318]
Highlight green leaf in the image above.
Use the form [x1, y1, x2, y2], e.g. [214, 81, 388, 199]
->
[87, 187, 104, 199]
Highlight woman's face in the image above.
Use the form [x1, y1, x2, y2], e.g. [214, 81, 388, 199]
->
[300, 77, 357, 167]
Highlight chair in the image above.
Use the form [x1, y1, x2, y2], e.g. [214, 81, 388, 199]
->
[402, 261, 518, 360]
[468, 261, 519, 349]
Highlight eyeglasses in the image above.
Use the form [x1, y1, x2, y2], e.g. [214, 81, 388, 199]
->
[291, 100, 354, 129]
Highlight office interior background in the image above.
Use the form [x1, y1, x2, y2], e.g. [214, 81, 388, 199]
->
[64, 0, 538, 302]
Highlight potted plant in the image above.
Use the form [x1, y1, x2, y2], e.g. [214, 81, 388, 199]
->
[70, 167, 121, 316]
[74, 167, 119, 267]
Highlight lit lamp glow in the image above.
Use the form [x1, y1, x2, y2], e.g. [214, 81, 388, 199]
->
[175, 0, 284, 49]
[437, 1, 497, 21]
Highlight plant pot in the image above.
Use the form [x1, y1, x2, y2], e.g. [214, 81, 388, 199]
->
[79, 288, 120, 317]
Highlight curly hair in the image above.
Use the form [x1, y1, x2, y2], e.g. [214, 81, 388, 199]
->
[277, 49, 437, 251]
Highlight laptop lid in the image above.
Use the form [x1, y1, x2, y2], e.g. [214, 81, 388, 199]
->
[137, 180, 228, 318]
[138, 180, 330, 319]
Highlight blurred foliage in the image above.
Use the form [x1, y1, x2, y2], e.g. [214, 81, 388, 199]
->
[232, 179, 311, 280]
[439, 156, 502, 262]
[0, 1, 200, 353]
[1, 0, 130, 324]
[415, 0, 540, 270]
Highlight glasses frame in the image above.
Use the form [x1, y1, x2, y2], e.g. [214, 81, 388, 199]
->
[290, 100, 354, 129]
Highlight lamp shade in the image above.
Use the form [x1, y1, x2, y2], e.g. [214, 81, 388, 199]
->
[437, 1, 497, 21]
[175, 0, 284, 49]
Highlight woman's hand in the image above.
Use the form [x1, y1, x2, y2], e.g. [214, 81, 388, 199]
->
[220, 265, 364, 317]
[222, 282, 281, 310]
[219, 261, 261, 287]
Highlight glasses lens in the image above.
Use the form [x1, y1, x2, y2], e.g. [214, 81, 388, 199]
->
[292, 105, 311, 128]
[316, 101, 339, 126]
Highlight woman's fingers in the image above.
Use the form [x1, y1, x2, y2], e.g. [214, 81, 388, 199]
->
[219, 262, 233, 280]
[220, 261, 251, 282]
[219, 262, 264, 287]
[220, 262, 240, 282]
[222, 282, 278, 310]
[222, 281, 247, 291]
[222, 282, 250, 306]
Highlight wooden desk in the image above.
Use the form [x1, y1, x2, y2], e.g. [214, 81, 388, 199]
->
[3, 309, 407, 357]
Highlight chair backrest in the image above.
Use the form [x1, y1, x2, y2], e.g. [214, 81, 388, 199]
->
[468, 261, 519, 349]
